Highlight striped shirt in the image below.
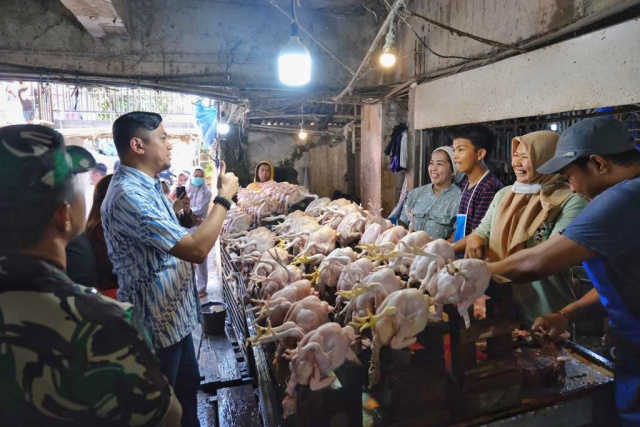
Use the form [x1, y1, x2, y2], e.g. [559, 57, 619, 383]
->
[457, 172, 504, 235]
[102, 165, 200, 348]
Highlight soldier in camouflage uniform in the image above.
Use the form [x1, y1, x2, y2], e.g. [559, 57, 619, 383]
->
[0, 125, 181, 426]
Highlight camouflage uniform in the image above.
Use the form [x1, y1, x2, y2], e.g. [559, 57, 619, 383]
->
[0, 125, 173, 426]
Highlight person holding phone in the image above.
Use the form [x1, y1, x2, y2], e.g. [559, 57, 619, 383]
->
[102, 112, 238, 427]
[185, 166, 212, 298]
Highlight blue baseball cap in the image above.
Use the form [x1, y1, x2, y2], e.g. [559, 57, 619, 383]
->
[538, 118, 635, 174]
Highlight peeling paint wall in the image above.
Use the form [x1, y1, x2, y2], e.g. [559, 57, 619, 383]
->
[0, 0, 379, 90]
[221, 130, 349, 198]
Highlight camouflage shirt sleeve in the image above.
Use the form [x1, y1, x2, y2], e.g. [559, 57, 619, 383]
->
[100, 305, 173, 426]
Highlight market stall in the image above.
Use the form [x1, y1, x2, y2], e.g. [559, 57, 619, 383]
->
[217, 181, 617, 426]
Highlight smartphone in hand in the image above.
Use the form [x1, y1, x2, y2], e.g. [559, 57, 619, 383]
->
[176, 186, 186, 199]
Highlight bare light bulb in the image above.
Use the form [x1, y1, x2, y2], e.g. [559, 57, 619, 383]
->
[298, 130, 308, 140]
[218, 123, 230, 135]
[550, 123, 558, 132]
[380, 47, 396, 67]
[278, 24, 311, 86]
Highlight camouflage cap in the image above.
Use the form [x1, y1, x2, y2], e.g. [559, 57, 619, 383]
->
[0, 125, 95, 202]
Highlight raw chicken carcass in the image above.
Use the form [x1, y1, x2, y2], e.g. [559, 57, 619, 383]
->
[352, 288, 431, 387]
[292, 225, 337, 267]
[335, 258, 375, 309]
[304, 197, 331, 217]
[231, 227, 276, 271]
[282, 323, 359, 417]
[222, 208, 252, 236]
[320, 202, 363, 230]
[336, 211, 369, 246]
[311, 247, 357, 297]
[255, 264, 304, 300]
[359, 226, 408, 255]
[336, 258, 375, 294]
[337, 282, 389, 325]
[250, 247, 290, 279]
[424, 259, 491, 328]
[408, 251, 445, 290]
[337, 267, 403, 323]
[360, 267, 404, 295]
[246, 295, 334, 362]
[382, 231, 434, 274]
[359, 203, 393, 245]
[423, 239, 455, 263]
[251, 279, 316, 327]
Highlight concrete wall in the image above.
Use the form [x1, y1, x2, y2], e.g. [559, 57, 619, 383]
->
[414, 18, 640, 129]
[224, 131, 349, 198]
[0, 0, 379, 91]
[394, 0, 628, 82]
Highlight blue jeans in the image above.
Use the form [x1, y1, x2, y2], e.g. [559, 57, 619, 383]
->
[156, 333, 201, 427]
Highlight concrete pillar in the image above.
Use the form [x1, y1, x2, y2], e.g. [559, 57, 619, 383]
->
[360, 101, 412, 216]
[360, 104, 383, 211]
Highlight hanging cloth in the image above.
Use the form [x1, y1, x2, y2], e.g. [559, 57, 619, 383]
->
[399, 131, 408, 169]
[388, 173, 409, 221]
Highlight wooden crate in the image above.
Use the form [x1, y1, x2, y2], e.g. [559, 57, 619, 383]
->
[374, 324, 453, 426]
[445, 280, 524, 422]
[294, 361, 363, 427]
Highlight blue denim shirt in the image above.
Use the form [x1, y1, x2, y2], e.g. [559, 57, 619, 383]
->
[101, 165, 200, 348]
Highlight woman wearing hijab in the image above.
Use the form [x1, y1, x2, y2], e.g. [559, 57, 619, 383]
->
[169, 170, 190, 200]
[186, 166, 213, 297]
[247, 160, 275, 190]
[398, 146, 462, 239]
[459, 131, 588, 324]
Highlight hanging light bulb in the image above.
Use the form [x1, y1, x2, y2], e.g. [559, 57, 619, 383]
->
[550, 123, 558, 132]
[380, 17, 398, 68]
[218, 123, 230, 135]
[380, 46, 396, 67]
[278, 2, 311, 86]
[298, 117, 307, 140]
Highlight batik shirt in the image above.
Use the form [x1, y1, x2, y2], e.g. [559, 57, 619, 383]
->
[0, 254, 172, 426]
[399, 184, 461, 239]
[102, 165, 200, 348]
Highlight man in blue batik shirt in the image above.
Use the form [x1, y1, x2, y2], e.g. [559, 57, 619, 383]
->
[489, 118, 640, 425]
[102, 112, 238, 427]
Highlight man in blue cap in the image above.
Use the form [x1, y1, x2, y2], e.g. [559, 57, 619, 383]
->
[489, 117, 640, 424]
[0, 125, 181, 425]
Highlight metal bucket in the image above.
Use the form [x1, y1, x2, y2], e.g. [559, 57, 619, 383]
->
[202, 301, 227, 335]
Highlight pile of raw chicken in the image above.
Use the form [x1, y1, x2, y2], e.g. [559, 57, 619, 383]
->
[234, 181, 316, 224]
[222, 186, 492, 417]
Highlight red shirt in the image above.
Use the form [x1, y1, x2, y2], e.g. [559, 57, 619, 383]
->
[87, 223, 119, 292]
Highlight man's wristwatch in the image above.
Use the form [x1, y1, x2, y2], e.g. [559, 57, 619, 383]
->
[213, 195, 232, 210]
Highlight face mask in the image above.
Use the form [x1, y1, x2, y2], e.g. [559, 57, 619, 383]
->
[191, 177, 204, 187]
[511, 182, 542, 194]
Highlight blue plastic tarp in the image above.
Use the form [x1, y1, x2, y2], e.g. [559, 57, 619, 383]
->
[195, 100, 218, 150]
